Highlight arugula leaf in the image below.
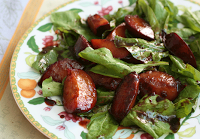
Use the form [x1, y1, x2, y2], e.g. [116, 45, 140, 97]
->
[174, 98, 193, 118]
[51, 10, 99, 41]
[133, 0, 179, 38]
[121, 95, 179, 139]
[129, 0, 137, 6]
[169, 55, 200, 81]
[165, 133, 175, 139]
[147, 0, 169, 30]
[159, 55, 200, 106]
[189, 35, 200, 70]
[114, 36, 169, 61]
[32, 48, 58, 73]
[169, 28, 197, 42]
[159, 0, 179, 30]
[32, 46, 72, 73]
[137, 0, 161, 34]
[42, 77, 63, 97]
[96, 88, 114, 105]
[79, 47, 168, 78]
[57, 27, 80, 47]
[104, 7, 132, 26]
[78, 104, 111, 118]
[87, 111, 118, 139]
[174, 85, 200, 103]
[177, 6, 200, 32]
[193, 10, 200, 21]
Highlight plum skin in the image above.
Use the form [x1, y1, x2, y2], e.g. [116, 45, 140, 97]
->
[139, 71, 183, 101]
[109, 72, 140, 123]
[63, 69, 97, 114]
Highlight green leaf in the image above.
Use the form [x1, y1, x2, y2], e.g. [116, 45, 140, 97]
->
[177, 6, 200, 32]
[137, 0, 160, 36]
[32, 46, 72, 73]
[128, 0, 137, 6]
[32, 48, 58, 73]
[104, 7, 132, 26]
[69, 8, 83, 13]
[174, 98, 193, 118]
[115, 36, 168, 62]
[80, 131, 87, 139]
[169, 28, 197, 41]
[79, 47, 168, 78]
[27, 36, 40, 53]
[169, 55, 200, 81]
[28, 97, 44, 105]
[37, 23, 53, 32]
[60, 28, 80, 47]
[86, 111, 118, 139]
[96, 88, 114, 105]
[51, 10, 99, 41]
[42, 77, 63, 97]
[174, 84, 200, 103]
[78, 104, 111, 118]
[165, 133, 175, 139]
[147, 0, 169, 30]
[189, 35, 200, 71]
[121, 95, 179, 139]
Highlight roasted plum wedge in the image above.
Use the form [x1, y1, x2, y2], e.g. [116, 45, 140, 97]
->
[124, 15, 154, 41]
[63, 69, 97, 114]
[74, 35, 92, 59]
[91, 39, 130, 59]
[38, 58, 84, 86]
[109, 72, 140, 123]
[163, 32, 197, 68]
[86, 71, 122, 91]
[106, 22, 127, 40]
[73, 35, 93, 64]
[87, 14, 111, 36]
[139, 71, 185, 101]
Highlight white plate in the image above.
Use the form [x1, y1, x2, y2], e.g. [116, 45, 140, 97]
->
[10, 0, 200, 138]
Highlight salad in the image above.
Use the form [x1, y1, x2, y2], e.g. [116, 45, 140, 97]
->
[30, 0, 200, 138]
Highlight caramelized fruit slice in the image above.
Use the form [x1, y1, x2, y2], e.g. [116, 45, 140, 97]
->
[87, 14, 111, 36]
[139, 71, 184, 101]
[38, 58, 84, 86]
[91, 39, 130, 59]
[74, 35, 92, 64]
[163, 32, 197, 68]
[106, 22, 126, 40]
[63, 69, 97, 113]
[74, 35, 92, 58]
[86, 71, 122, 91]
[124, 15, 154, 41]
[109, 72, 140, 123]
